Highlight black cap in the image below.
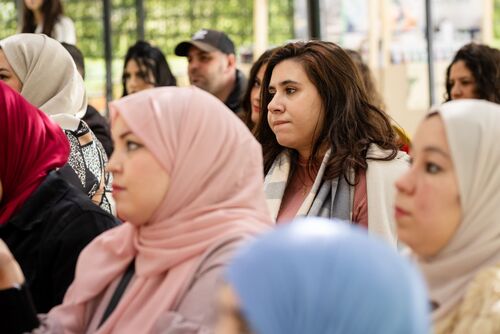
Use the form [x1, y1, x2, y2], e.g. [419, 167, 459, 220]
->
[174, 29, 235, 56]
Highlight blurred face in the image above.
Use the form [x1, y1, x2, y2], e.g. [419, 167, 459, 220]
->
[449, 60, 478, 100]
[216, 284, 253, 334]
[124, 59, 156, 95]
[108, 115, 170, 225]
[0, 50, 22, 92]
[24, 0, 44, 11]
[250, 63, 267, 124]
[187, 46, 230, 96]
[394, 115, 462, 258]
[267, 59, 324, 159]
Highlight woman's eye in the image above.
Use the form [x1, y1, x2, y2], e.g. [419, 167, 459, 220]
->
[253, 80, 261, 88]
[126, 141, 142, 152]
[425, 162, 442, 174]
[285, 87, 296, 94]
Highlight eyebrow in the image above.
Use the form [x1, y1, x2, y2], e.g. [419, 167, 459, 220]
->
[269, 79, 301, 88]
[423, 146, 450, 159]
[118, 131, 133, 140]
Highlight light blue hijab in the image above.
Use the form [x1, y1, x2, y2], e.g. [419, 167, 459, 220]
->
[226, 218, 430, 334]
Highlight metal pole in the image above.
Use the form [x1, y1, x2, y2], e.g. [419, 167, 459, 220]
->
[16, 0, 23, 27]
[136, 0, 145, 40]
[307, 0, 321, 39]
[103, 0, 113, 115]
[425, 0, 436, 106]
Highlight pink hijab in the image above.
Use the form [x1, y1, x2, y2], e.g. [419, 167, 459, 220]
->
[49, 87, 272, 333]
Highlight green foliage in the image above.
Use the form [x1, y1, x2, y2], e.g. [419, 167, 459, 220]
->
[0, 0, 293, 58]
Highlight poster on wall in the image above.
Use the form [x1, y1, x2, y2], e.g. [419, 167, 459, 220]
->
[390, 0, 483, 64]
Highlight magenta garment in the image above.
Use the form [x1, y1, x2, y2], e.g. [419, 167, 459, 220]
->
[0, 81, 69, 225]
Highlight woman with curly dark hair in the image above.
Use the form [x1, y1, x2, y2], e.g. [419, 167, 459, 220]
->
[122, 41, 177, 96]
[445, 43, 500, 103]
[21, 0, 76, 44]
[257, 41, 408, 246]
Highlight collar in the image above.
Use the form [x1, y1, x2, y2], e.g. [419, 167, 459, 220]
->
[225, 69, 246, 113]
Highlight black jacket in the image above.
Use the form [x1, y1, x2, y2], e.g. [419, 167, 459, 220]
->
[82, 104, 114, 158]
[225, 69, 246, 116]
[0, 171, 118, 313]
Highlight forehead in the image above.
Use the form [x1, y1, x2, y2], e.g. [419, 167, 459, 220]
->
[270, 59, 310, 85]
[111, 113, 131, 137]
[0, 49, 12, 68]
[413, 115, 449, 152]
[450, 60, 473, 77]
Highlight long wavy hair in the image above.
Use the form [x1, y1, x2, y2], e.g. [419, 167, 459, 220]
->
[122, 40, 177, 96]
[255, 41, 398, 183]
[22, 0, 63, 37]
[445, 43, 500, 103]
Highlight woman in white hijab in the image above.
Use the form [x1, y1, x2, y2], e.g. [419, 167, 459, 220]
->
[394, 99, 500, 333]
[0, 33, 113, 213]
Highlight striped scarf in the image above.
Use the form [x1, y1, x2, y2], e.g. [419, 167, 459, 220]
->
[264, 149, 352, 222]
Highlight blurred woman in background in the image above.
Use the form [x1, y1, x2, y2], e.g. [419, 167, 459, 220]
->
[21, 0, 76, 44]
[122, 40, 177, 96]
[445, 43, 500, 103]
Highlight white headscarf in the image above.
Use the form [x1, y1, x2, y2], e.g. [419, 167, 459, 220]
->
[419, 99, 500, 320]
[0, 33, 87, 119]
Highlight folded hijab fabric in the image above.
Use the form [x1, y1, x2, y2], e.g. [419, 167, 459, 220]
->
[0, 33, 114, 213]
[420, 99, 500, 320]
[0, 33, 87, 118]
[0, 81, 69, 225]
[48, 86, 272, 333]
[227, 218, 430, 334]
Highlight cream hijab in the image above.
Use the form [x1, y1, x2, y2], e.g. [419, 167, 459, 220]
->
[49, 86, 272, 333]
[420, 99, 500, 320]
[0, 33, 87, 119]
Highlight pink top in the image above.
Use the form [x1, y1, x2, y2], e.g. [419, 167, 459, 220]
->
[277, 159, 317, 224]
[277, 164, 368, 228]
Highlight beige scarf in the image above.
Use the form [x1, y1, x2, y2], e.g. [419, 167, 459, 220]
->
[420, 100, 500, 320]
[0, 33, 87, 118]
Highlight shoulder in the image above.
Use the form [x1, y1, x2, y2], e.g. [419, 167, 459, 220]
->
[441, 263, 500, 334]
[194, 236, 251, 278]
[53, 16, 76, 44]
[46, 174, 117, 228]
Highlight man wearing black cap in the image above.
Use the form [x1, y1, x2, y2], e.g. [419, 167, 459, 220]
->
[175, 29, 246, 115]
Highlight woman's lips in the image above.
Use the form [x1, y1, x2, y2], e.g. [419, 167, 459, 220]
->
[394, 206, 410, 220]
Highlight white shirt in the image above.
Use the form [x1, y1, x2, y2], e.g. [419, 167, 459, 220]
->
[35, 15, 76, 44]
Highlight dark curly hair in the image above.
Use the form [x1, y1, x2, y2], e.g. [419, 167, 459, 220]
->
[445, 43, 500, 103]
[256, 41, 398, 183]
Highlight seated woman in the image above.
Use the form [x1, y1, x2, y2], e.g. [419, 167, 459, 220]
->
[122, 40, 176, 96]
[256, 41, 408, 246]
[395, 99, 500, 332]
[0, 86, 272, 333]
[218, 218, 430, 334]
[445, 43, 500, 103]
[21, 0, 76, 44]
[241, 49, 274, 130]
[0, 33, 114, 213]
[0, 82, 117, 314]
